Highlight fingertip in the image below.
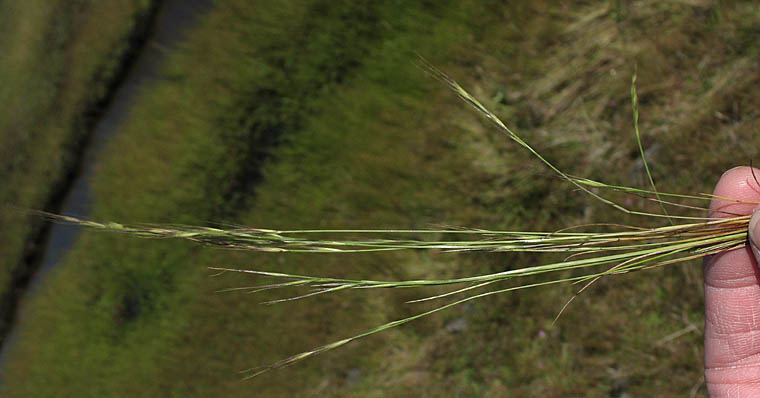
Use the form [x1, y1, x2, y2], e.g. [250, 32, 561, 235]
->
[709, 166, 760, 218]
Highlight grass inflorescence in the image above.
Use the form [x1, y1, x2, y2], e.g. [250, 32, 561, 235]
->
[38, 72, 759, 379]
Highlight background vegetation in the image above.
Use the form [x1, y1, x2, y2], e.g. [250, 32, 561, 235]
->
[0, 0, 157, 338]
[1, 0, 759, 396]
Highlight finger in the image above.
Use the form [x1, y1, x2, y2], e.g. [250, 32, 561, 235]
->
[704, 166, 760, 396]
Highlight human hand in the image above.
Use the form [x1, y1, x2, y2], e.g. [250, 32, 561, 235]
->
[704, 166, 760, 396]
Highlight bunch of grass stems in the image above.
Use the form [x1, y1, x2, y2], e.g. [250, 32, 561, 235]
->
[41, 67, 757, 379]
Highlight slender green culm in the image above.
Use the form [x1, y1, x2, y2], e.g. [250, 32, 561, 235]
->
[631, 71, 671, 224]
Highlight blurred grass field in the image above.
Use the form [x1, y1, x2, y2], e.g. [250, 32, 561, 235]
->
[0, 0, 157, 338]
[1, 0, 759, 396]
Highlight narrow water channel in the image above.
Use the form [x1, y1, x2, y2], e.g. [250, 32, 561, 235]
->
[0, 0, 215, 374]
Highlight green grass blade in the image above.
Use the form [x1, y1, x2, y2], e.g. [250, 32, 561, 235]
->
[631, 72, 672, 224]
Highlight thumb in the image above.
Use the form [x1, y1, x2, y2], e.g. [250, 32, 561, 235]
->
[704, 166, 760, 396]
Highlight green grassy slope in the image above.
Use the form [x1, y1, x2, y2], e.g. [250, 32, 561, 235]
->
[1, 1, 487, 396]
[2, 0, 760, 396]
[0, 0, 156, 337]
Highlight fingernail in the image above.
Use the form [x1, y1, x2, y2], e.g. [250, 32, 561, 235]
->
[749, 209, 760, 264]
